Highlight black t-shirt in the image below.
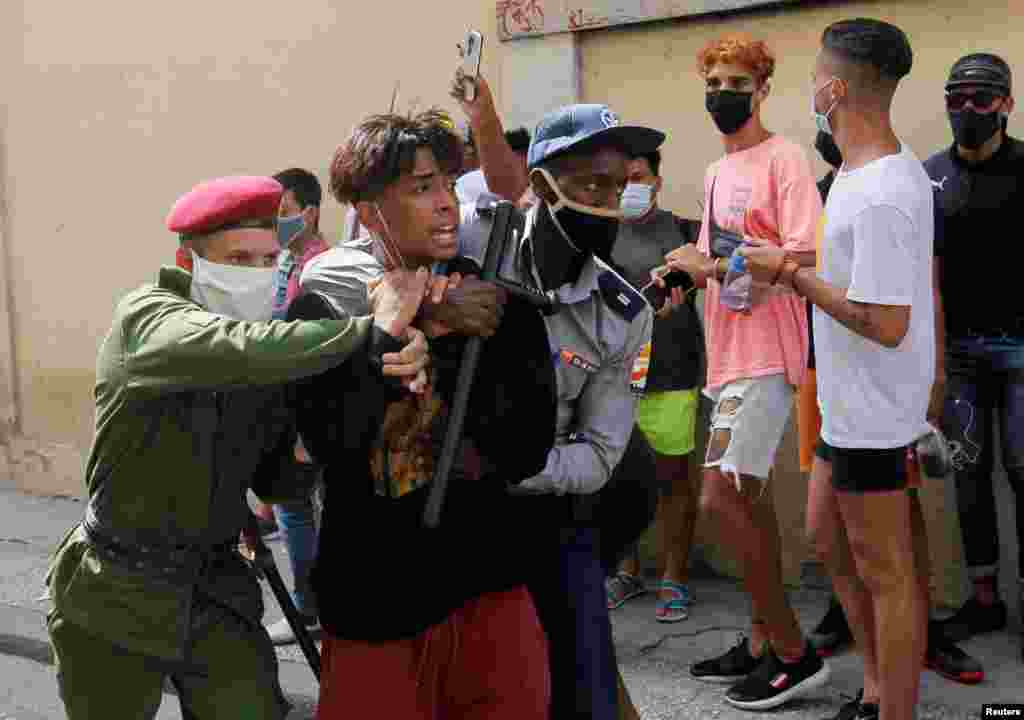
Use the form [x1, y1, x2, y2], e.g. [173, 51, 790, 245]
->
[288, 294, 558, 642]
[924, 134, 1024, 337]
[610, 209, 704, 392]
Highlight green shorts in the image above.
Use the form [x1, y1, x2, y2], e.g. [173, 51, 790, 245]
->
[636, 389, 698, 456]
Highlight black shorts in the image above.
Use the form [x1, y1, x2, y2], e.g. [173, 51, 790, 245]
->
[814, 437, 914, 493]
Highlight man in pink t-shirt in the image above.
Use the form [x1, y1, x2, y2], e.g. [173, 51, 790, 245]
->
[659, 35, 827, 711]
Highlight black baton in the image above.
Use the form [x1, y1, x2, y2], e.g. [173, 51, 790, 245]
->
[242, 516, 321, 681]
[422, 196, 518, 527]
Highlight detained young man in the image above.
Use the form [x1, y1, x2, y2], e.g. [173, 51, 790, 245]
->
[297, 110, 555, 719]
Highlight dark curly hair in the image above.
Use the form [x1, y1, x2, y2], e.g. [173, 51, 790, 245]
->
[329, 109, 462, 205]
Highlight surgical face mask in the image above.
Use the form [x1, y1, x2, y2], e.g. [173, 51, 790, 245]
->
[812, 77, 839, 136]
[189, 251, 275, 321]
[275, 212, 306, 249]
[706, 90, 754, 135]
[532, 167, 622, 262]
[814, 129, 843, 169]
[949, 109, 1004, 150]
[620, 182, 655, 222]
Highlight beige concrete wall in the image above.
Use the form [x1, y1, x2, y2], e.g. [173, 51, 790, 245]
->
[579, 0, 1024, 606]
[0, 0, 504, 496]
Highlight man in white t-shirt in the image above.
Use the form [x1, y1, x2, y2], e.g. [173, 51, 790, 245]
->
[741, 18, 935, 720]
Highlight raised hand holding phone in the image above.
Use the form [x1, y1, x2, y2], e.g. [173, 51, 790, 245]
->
[458, 31, 483, 101]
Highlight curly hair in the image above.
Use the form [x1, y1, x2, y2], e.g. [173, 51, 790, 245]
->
[329, 109, 462, 205]
[696, 35, 776, 84]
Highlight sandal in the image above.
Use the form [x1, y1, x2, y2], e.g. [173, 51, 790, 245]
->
[655, 580, 691, 623]
[606, 572, 646, 610]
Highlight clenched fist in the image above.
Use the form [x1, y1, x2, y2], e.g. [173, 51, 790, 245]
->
[420, 275, 508, 338]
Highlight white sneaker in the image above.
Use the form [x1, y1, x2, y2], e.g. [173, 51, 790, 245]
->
[265, 616, 319, 646]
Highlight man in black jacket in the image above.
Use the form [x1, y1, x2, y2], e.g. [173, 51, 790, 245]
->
[925, 52, 1024, 663]
[292, 109, 556, 719]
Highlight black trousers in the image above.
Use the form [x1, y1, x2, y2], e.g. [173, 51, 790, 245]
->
[524, 427, 657, 719]
[944, 336, 1024, 580]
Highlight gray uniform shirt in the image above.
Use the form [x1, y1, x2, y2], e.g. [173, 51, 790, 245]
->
[457, 203, 653, 495]
[301, 203, 653, 496]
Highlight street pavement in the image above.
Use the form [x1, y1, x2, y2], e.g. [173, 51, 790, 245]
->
[0, 488, 1020, 719]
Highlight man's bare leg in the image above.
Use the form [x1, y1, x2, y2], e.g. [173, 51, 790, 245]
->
[656, 453, 699, 594]
[746, 472, 804, 656]
[700, 467, 803, 657]
[909, 490, 930, 691]
[806, 456, 880, 705]
[838, 488, 922, 720]
[617, 667, 641, 720]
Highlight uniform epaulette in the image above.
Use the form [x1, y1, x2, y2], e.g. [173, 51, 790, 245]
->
[597, 269, 646, 323]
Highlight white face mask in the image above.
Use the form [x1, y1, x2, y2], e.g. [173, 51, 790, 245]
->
[189, 251, 275, 321]
[620, 182, 655, 221]
[812, 77, 839, 136]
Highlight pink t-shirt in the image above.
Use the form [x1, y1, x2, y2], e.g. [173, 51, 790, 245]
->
[286, 234, 330, 304]
[697, 135, 820, 390]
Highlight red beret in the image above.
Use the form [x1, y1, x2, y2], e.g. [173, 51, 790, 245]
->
[166, 176, 283, 236]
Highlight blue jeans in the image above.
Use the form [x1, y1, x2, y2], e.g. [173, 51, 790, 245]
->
[272, 493, 318, 617]
[943, 335, 1024, 580]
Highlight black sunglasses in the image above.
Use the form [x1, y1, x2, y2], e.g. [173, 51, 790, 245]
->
[946, 89, 1003, 112]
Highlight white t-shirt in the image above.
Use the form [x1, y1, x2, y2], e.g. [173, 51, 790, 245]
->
[814, 143, 935, 449]
[455, 169, 488, 205]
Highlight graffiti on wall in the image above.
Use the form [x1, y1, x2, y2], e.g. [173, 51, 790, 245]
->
[497, 0, 790, 40]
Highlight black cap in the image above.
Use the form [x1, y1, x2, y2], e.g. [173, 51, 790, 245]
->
[946, 53, 1012, 94]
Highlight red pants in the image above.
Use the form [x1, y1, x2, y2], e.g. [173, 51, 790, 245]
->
[316, 586, 549, 719]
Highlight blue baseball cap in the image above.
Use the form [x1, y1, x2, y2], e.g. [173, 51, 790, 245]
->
[527, 104, 665, 170]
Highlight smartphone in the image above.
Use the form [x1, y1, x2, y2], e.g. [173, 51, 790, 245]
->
[641, 270, 691, 308]
[461, 30, 484, 101]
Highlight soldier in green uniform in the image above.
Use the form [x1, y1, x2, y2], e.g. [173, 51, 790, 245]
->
[45, 175, 431, 719]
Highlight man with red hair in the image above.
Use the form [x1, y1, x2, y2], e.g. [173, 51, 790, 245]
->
[658, 34, 829, 710]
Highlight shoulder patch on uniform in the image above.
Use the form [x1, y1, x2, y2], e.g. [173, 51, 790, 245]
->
[630, 341, 651, 395]
[598, 270, 645, 322]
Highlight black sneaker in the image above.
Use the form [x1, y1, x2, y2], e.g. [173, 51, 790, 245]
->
[725, 643, 831, 710]
[690, 636, 761, 683]
[933, 596, 1007, 643]
[925, 631, 984, 685]
[824, 691, 879, 720]
[809, 597, 854, 657]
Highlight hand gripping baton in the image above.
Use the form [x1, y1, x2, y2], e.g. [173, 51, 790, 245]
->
[422, 194, 519, 527]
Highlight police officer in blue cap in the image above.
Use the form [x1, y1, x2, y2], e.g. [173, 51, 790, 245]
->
[457, 103, 662, 719]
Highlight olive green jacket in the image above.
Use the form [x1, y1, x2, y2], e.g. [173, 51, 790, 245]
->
[47, 267, 373, 662]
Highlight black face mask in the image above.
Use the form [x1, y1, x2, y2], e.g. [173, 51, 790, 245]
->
[531, 203, 588, 291]
[814, 129, 843, 168]
[549, 204, 619, 264]
[949, 109, 1002, 150]
[533, 168, 621, 264]
[706, 91, 753, 135]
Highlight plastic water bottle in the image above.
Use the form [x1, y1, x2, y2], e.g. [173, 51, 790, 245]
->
[720, 249, 753, 312]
